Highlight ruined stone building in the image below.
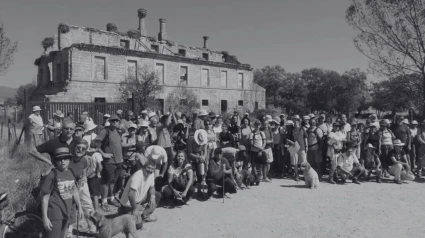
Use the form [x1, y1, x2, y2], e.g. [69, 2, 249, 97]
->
[33, 8, 266, 113]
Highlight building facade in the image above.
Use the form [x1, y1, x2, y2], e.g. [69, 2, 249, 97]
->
[33, 9, 266, 113]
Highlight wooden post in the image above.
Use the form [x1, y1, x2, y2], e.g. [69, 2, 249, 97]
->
[16, 124, 25, 145]
[13, 123, 17, 141]
[8, 119, 11, 142]
[0, 122, 3, 140]
[14, 107, 17, 122]
[132, 93, 136, 113]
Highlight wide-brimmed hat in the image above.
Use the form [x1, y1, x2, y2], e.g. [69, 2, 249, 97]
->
[366, 143, 375, 149]
[75, 124, 85, 131]
[271, 117, 281, 125]
[32, 106, 41, 112]
[199, 109, 208, 117]
[103, 114, 111, 118]
[84, 120, 97, 132]
[116, 110, 123, 114]
[127, 111, 134, 116]
[53, 110, 64, 118]
[149, 146, 163, 160]
[148, 112, 157, 119]
[141, 110, 148, 114]
[303, 115, 310, 120]
[109, 114, 120, 121]
[346, 140, 358, 148]
[308, 114, 315, 119]
[139, 120, 149, 127]
[286, 120, 294, 126]
[194, 129, 208, 145]
[52, 147, 72, 160]
[412, 120, 418, 125]
[128, 123, 138, 129]
[393, 139, 405, 146]
[379, 120, 388, 126]
[293, 115, 300, 120]
[264, 115, 272, 122]
[402, 119, 409, 125]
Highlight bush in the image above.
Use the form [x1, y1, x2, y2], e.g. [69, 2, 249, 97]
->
[106, 23, 118, 32]
[58, 23, 70, 34]
[127, 29, 141, 39]
[41, 37, 54, 51]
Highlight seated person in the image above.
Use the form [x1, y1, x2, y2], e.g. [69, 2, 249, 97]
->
[388, 139, 415, 184]
[162, 151, 194, 207]
[206, 148, 237, 198]
[362, 143, 382, 183]
[336, 140, 365, 184]
[144, 145, 168, 191]
[119, 159, 162, 229]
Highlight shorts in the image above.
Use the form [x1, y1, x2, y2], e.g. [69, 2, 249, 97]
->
[101, 163, 122, 185]
[264, 147, 274, 164]
[87, 176, 102, 197]
[251, 151, 268, 165]
[307, 149, 322, 164]
[291, 150, 307, 165]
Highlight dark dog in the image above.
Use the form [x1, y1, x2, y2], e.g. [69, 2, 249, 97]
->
[88, 211, 138, 238]
[237, 170, 255, 188]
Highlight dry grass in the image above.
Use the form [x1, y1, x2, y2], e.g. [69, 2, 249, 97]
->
[0, 141, 49, 216]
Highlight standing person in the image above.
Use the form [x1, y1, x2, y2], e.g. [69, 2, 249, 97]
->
[204, 118, 217, 167]
[228, 115, 241, 148]
[279, 114, 286, 128]
[391, 115, 412, 167]
[233, 111, 241, 127]
[156, 109, 175, 166]
[378, 119, 396, 178]
[74, 124, 85, 139]
[327, 122, 346, 184]
[317, 114, 330, 175]
[121, 123, 143, 181]
[364, 125, 380, 151]
[118, 160, 162, 229]
[240, 117, 252, 150]
[249, 120, 266, 185]
[260, 119, 273, 181]
[270, 117, 285, 178]
[97, 114, 110, 132]
[148, 116, 158, 144]
[187, 129, 208, 196]
[87, 140, 103, 211]
[213, 116, 223, 139]
[307, 118, 324, 180]
[95, 114, 124, 212]
[193, 110, 208, 130]
[206, 148, 237, 198]
[415, 120, 425, 177]
[292, 118, 308, 181]
[302, 116, 310, 130]
[369, 114, 380, 130]
[172, 119, 189, 152]
[219, 123, 234, 148]
[83, 120, 97, 148]
[65, 112, 74, 123]
[388, 139, 415, 183]
[340, 114, 351, 134]
[47, 110, 64, 139]
[410, 120, 419, 170]
[29, 106, 45, 146]
[347, 121, 362, 160]
[40, 147, 83, 238]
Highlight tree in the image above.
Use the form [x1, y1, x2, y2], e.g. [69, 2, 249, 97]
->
[253, 65, 287, 106]
[118, 65, 164, 112]
[0, 22, 18, 76]
[165, 82, 200, 115]
[277, 72, 309, 115]
[346, 0, 425, 115]
[334, 68, 369, 115]
[15, 82, 37, 106]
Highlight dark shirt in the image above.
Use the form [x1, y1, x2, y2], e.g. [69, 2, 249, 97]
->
[40, 169, 75, 221]
[68, 156, 88, 180]
[207, 157, 231, 183]
[388, 149, 407, 166]
[36, 136, 77, 160]
[392, 124, 410, 144]
[96, 127, 123, 164]
[220, 131, 233, 142]
[228, 124, 240, 135]
[366, 133, 380, 149]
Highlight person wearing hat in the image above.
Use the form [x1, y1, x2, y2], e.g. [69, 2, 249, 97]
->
[172, 119, 189, 151]
[388, 139, 415, 183]
[74, 123, 85, 139]
[409, 120, 419, 169]
[302, 115, 310, 130]
[156, 108, 176, 166]
[239, 117, 252, 150]
[83, 119, 98, 148]
[229, 115, 241, 148]
[193, 109, 208, 130]
[116, 109, 123, 119]
[340, 114, 351, 134]
[29, 105, 44, 146]
[391, 116, 412, 159]
[347, 121, 361, 159]
[206, 148, 237, 198]
[291, 118, 308, 182]
[122, 123, 143, 165]
[138, 120, 152, 146]
[378, 119, 396, 177]
[144, 145, 169, 190]
[369, 114, 380, 130]
[138, 110, 149, 123]
[65, 112, 74, 123]
[249, 120, 267, 184]
[364, 124, 380, 152]
[362, 143, 382, 183]
[95, 114, 124, 211]
[40, 147, 83, 238]
[307, 118, 324, 180]
[336, 140, 365, 184]
[279, 114, 286, 127]
[327, 122, 347, 184]
[187, 129, 208, 196]
[270, 117, 286, 178]
[148, 115, 158, 144]
[47, 110, 65, 139]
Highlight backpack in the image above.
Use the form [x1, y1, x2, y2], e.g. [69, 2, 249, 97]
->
[308, 127, 322, 148]
[86, 156, 97, 179]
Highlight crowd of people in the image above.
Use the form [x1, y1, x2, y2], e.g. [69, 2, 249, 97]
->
[27, 106, 424, 238]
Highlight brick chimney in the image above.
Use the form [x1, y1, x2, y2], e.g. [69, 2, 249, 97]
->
[158, 18, 167, 41]
[203, 36, 209, 48]
[137, 8, 147, 37]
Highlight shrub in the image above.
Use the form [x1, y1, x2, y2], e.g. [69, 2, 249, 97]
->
[58, 23, 70, 34]
[106, 23, 118, 32]
[41, 37, 54, 51]
[127, 29, 141, 39]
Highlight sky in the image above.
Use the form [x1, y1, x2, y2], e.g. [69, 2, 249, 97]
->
[0, 0, 375, 88]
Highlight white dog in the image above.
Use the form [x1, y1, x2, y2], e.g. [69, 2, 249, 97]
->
[300, 162, 319, 189]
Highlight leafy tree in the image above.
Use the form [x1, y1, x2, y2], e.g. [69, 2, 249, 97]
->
[277, 73, 309, 115]
[165, 82, 200, 115]
[253, 65, 287, 106]
[334, 68, 369, 115]
[0, 22, 18, 76]
[118, 65, 163, 112]
[346, 0, 425, 115]
[15, 82, 37, 106]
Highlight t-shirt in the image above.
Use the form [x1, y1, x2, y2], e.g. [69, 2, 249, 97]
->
[307, 127, 323, 150]
[342, 123, 351, 133]
[293, 127, 308, 151]
[91, 152, 103, 177]
[120, 170, 154, 207]
[144, 145, 168, 165]
[40, 169, 75, 221]
[318, 123, 330, 136]
[156, 124, 172, 148]
[337, 153, 359, 171]
[36, 136, 77, 161]
[29, 113, 44, 135]
[168, 163, 192, 178]
[96, 127, 123, 164]
[389, 149, 407, 166]
[328, 131, 345, 150]
[68, 156, 88, 180]
[249, 131, 266, 152]
[83, 133, 97, 148]
[392, 124, 410, 144]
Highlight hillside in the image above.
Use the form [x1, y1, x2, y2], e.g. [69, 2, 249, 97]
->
[0, 86, 17, 99]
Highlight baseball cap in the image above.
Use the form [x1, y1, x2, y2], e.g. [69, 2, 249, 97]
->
[109, 114, 121, 121]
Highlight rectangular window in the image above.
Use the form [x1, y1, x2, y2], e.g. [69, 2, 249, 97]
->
[238, 100, 243, 106]
[127, 60, 137, 79]
[178, 49, 186, 57]
[94, 56, 106, 80]
[157, 99, 164, 114]
[238, 73, 244, 89]
[120, 40, 130, 49]
[155, 63, 165, 84]
[56, 63, 61, 81]
[94, 97, 106, 103]
[64, 62, 68, 80]
[180, 66, 188, 84]
[255, 101, 259, 110]
[151, 45, 159, 52]
[220, 71, 227, 88]
[202, 100, 209, 106]
[201, 69, 209, 87]
[202, 53, 209, 60]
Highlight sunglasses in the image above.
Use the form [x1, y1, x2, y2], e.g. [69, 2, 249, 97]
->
[76, 146, 87, 151]
[55, 157, 71, 162]
[75, 129, 84, 132]
[63, 127, 75, 131]
[110, 119, 120, 123]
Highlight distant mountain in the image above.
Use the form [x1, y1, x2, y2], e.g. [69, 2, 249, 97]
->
[0, 86, 17, 99]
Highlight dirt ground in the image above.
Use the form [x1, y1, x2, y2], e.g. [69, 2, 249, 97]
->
[74, 175, 425, 238]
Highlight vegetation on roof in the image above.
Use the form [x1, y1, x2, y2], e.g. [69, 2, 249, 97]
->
[41, 37, 54, 51]
[127, 29, 141, 39]
[106, 23, 118, 32]
[58, 23, 70, 34]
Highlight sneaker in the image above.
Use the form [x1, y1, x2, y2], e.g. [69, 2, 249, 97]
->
[328, 178, 336, 184]
[108, 198, 121, 207]
[262, 178, 272, 183]
[100, 203, 111, 212]
[352, 179, 361, 185]
[394, 180, 403, 184]
[377, 179, 382, 183]
[143, 215, 158, 223]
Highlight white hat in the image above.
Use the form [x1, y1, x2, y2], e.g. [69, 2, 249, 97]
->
[366, 143, 375, 149]
[32, 106, 41, 112]
[308, 114, 315, 118]
[84, 120, 98, 132]
[402, 119, 409, 125]
[105, 121, 110, 126]
[116, 110, 123, 114]
[141, 110, 148, 114]
[412, 120, 418, 125]
[303, 115, 310, 120]
[194, 129, 208, 145]
[393, 139, 405, 146]
[103, 114, 111, 118]
[128, 123, 138, 129]
[149, 146, 162, 160]
[199, 109, 208, 116]
[293, 115, 300, 120]
[53, 110, 64, 118]
[177, 119, 184, 124]
[286, 120, 294, 126]
[139, 120, 149, 127]
[148, 112, 157, 119]
[271, 117, 281, 125]
[244, 112, 249, 116]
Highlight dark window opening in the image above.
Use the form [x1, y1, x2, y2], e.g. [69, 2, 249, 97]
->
[202, 53, 209, 60]
[157, 99, 164, 114]
[178, 49, 186, 56]
[120, 40, 130, 49]
[202, 100, 209, 106]
[151, 45, 159, 52]
[94, 97, 106, 103]
[56, 63, 61, 81]
[221, 100, 227, 113]
[64, 62, 69, 80]
[238, 100, 243, 106]
[180, 66, 188, 84]
[255, 102, 259, 110]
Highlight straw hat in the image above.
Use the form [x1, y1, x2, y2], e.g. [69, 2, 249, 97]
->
[412, 120, 418, 125]
[148, 146, 163, 160]
[286, 120, 294, 126]
[199, 109, 208, 117]
[53, 110, 64, 118]
[402, 119, 409, 125]
[52, 147, 72, 160]
[265, 115, 272, 122]
[139, 120, 149, 127]
[103, 114, 111, 118]
[84, 120, 97, 132]
[194, 129, 208, 145]
[366, 143, 375, 149]
[393, 139, 405, 147]
[32, 106, 41, 112]
[128, 123, 138, 129]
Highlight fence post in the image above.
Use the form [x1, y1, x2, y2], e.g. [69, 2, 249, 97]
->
[132, 93, 136, 113]
[1, 122, 3, 141]
[8, 119, 11, 142]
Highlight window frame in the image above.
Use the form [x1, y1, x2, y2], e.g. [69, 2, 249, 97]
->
[202, 99, 209, 106]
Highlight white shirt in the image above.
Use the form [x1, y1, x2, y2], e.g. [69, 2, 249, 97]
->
[29, 113, 44, 134]
[83, 133, 97, 148]
[120, 170, 154, 207]
[337, 153, 359, 172]
[328, 131, 345, 150]
[144, 145, 168, 165]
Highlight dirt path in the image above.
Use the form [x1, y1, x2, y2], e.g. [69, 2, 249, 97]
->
[78, 176, 425, 238]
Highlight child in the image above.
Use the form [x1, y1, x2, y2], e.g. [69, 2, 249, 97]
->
[68, 138, 95, 235]
[87, 139, 103, 211]
[41, 147, 83, 238]
[361, 143, 382, 183]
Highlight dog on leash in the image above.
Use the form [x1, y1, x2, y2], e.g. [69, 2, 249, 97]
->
[88, 211, 139, 238]
[300, 162, 319, 189]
